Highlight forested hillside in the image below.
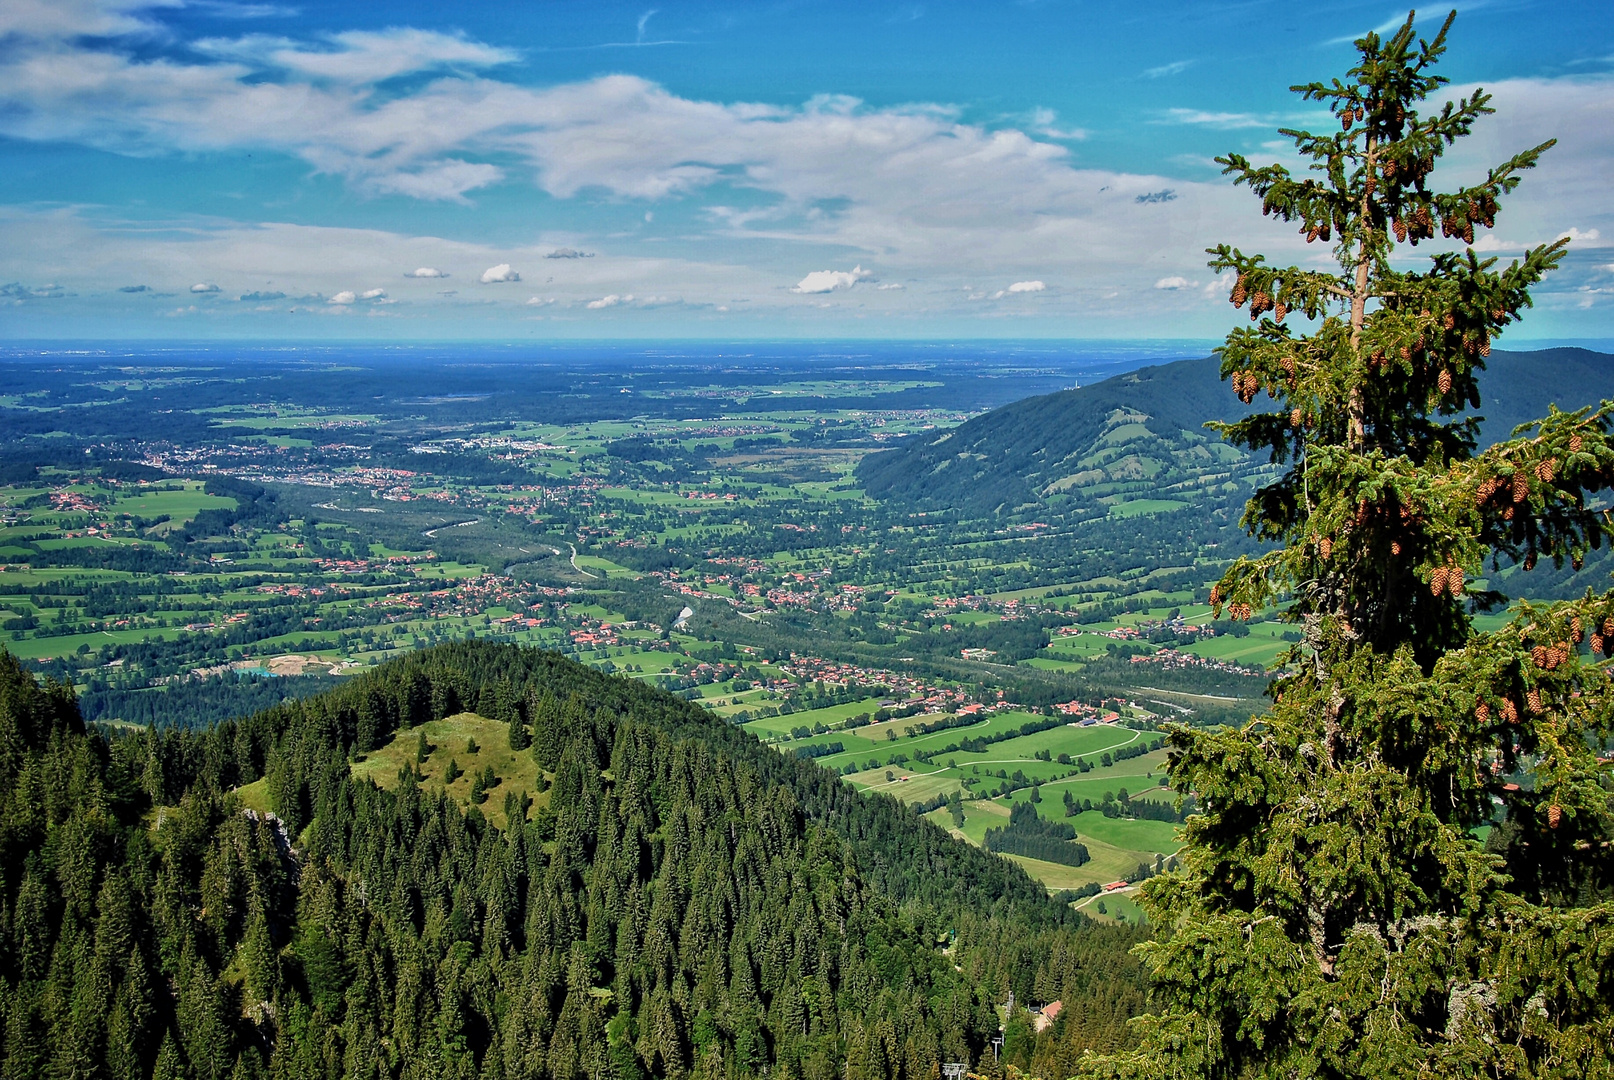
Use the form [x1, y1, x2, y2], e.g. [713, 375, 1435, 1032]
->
[0, 642, 1147, 1080]
[857, 348, 1614, 515]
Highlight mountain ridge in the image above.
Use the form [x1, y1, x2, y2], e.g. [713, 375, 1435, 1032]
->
[856, 347, 1614, 516]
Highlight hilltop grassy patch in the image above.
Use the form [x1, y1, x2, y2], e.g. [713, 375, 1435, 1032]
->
[351, 712, 546, 830]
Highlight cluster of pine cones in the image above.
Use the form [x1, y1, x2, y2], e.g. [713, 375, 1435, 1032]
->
[1393, 203, 1436, 244]
[1428, 563, 1466, 596]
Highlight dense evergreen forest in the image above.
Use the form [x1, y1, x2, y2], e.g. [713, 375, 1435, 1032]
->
[0, 642, 1149, 1080]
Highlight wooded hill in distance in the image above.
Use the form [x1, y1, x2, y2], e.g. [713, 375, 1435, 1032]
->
[856, 347, 1614, 519]
[0, 641, 1148, 1080]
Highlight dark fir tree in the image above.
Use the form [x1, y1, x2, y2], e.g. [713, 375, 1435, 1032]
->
[1092, 12, 1614, 1079]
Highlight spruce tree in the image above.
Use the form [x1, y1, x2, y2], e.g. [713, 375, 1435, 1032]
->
[1093, 12, 1614, 1078]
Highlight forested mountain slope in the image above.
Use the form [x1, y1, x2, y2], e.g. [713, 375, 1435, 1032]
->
[0, 642, 1145, 1080]
[856, 347, 1614, 516]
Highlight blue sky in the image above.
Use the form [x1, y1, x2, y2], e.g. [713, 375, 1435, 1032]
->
[0, 0, 1609, 341]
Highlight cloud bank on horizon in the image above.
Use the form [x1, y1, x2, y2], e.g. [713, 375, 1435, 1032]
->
[0, 0, 1608, 339]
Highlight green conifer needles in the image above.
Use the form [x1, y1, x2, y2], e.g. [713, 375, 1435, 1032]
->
[1089, 12, 1614, 1079]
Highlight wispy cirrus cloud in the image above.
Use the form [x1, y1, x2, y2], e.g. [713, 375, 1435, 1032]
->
[1143, 59, 1193, 78]
[1156, 108, 1271, 129]
[189, 2, 301, 18]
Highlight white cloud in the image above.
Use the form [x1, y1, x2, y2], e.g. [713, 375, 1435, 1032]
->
[405, 267, 447, 278]
[328, 290, 355, 304]
[190, 282, 220, 293]
[525, 296, 555, 306]
[792, 265, 871, 294]
[1155, 276, 1191, 290]
[1007, 280, 1045, 293]
[360, 287, 387, 300]
[545, 248, 594, 259]
[586, 294, 628, 309]
[196, 28, 518, 84]
[480, 263, 520, 283]
[1028, 107, 1086, 140]
[0, 0, 174, 40]
[876, 282, 904, 290]
[0, 21, 1606, 334]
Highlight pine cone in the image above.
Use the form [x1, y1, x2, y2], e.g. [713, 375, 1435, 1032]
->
[1306, 226, 1320, 243]
[1231, 278, 1247, 307]
[1291, 407, 1304, 429]
[1443, 312, 1456, 330]
[1209, 585, 1221, 603]
[1512, 472, 1530, 502]
[1571, 615, 1583, 640]
[1593, 633, 1604, 654]
[1548, 804, 1563, 829]
[1431, 566, 1449, 595]
[1570, 434, 1584, 454]
[1527, 688, 1542, 713]
[1501, 698, 1518, 723]
[1319, 536, 1333, 559]
[1475, 702, 1489, 723]
[1365, 176, 1377, 194]
[1394, 219, 1408, 243]
[1532, 645, 1549, 668]
[1391, 541, 1402, 555]
[1438, 369, 1453, 394]
[1535, 458, 1556, 483]
[1479, 337, 1491, 358]
[1274, 301, 1288, 322]
[1449, 567, 1464, 596]
[1604, 616, 1614, 639]
[1281, 355, 1296, 376]
[1464, 224, 1475, 245]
